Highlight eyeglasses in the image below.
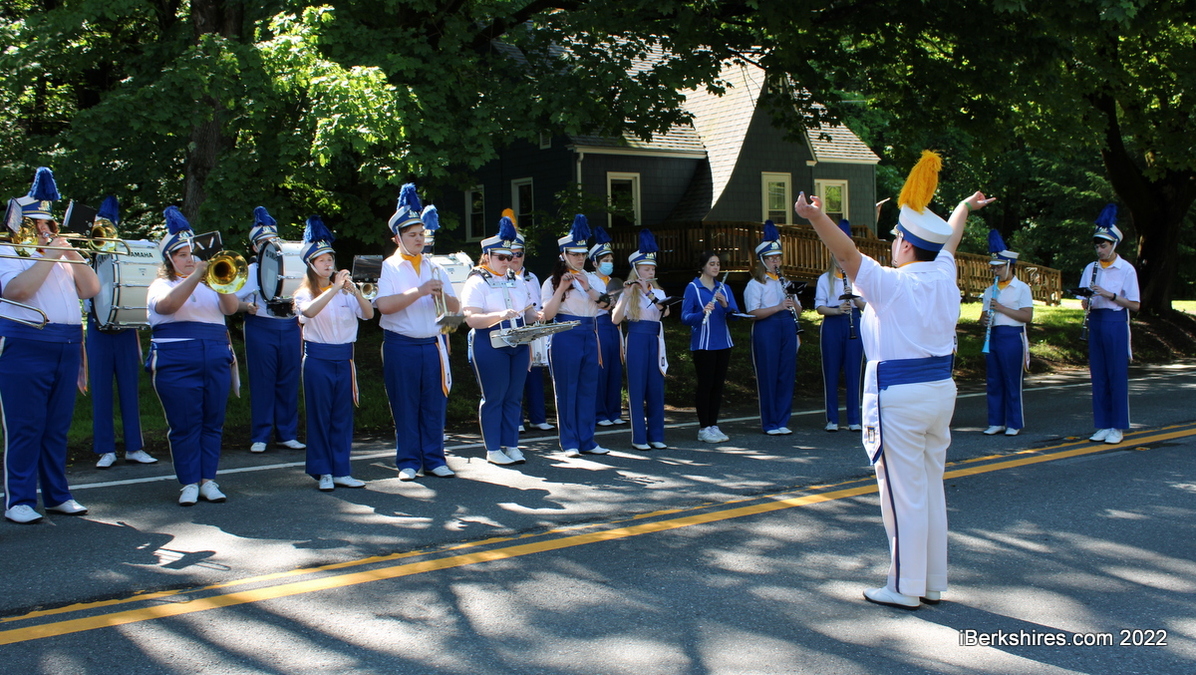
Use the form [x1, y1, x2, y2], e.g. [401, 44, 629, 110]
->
[494, 254, 513, 262]
[511, 252, 524, 258]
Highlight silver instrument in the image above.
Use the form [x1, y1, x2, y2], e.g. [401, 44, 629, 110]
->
[490, 320, 580, 349]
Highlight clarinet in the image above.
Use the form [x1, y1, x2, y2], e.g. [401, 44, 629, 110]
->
[1079, 262, 1100, 342]
[837, 266, 859, 340]
[981, 273, 999, 354]
[776, 273, 804, 335]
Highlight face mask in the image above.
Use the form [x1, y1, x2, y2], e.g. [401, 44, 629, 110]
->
[598, 262, 614, 276]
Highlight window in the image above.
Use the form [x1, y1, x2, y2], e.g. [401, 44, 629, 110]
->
[607, 172, 641, 229]
[511, 178, 534, 229]
[539, 132, 552, 150]
[465, 186, 485, 241]
[815, 179, 849, 223]
[762, 172, 792, 224]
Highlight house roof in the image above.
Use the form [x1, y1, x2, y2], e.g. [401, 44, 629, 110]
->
[569, 125, 706, 155]
[805, 107, 881, 165]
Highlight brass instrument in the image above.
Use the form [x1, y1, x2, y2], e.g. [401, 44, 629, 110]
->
[86, 221, 133, 254]
[430, 259, 464, 333]
[203, 251, 249, 293]
[351, 255, 383, 301]
[0, 222, 92, 264]
[355, 282, 378, 301]
[0, 297, 49, 329]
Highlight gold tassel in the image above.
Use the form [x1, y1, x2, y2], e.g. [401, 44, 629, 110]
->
[897, 150, 943, 214]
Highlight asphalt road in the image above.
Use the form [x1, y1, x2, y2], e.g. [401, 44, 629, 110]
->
[1, 361, 1194, 673]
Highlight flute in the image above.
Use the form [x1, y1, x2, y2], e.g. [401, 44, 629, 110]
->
[703, 270, 730, 326]
[981, 273, 998, 354]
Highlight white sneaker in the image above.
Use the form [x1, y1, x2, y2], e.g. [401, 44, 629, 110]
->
[563, 448, 581, 457]
[488, 450, 516, 465]
[766, 428, 785, 436]
[1004, 428, 1021, 436]
[825, 422, 840, 432]
[848, 424, 862, 432]
[518, 424, 525, 432]
[5, 504, 43, 523]
[612, 418, 627, 425]
[983, 425, 1006, 435]
[597, 419, 614, 427]
[429, 465, 456, 478]
[697, 427, 715, 443]
[179, 484, 199, 506]
[649, 441, 667, 449]
[710, 426, 729, 442]
[631, 443, 651, 451]
[504, 447, 526, 463]
[125, 450, 158, 464]
[333, 476, 366, 488]
[318, 474, 334, 492]
[863, 586, 920, 609]
[777, 427, 792, 435]
[1105, 429, 1124, 444]
[278, 439, 306, 450]
[582, 445, 610, 455]
[47, 499, 88, 515]
[96, 452, 117, 469]
[250, 442, 267, 453]
[1089, 428, 1111, 442]
[531, 422, 554, 431]
[199, 481, 226, 503]
[398, 468, 418, 481]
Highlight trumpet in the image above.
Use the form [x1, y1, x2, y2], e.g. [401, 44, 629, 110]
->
[0, 297, 49, 329]
[203, 251, 249, 294]
[356, 282, 377, 301]
[86, 221, 134, 254]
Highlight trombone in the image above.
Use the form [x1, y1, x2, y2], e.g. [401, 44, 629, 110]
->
[0, 221, 133, 262]
[0, 297, 49, 329]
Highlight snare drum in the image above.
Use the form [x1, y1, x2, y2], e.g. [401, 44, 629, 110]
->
[93, 240, 161, 329]
[428, 252, 473, 297]
[258, 240, 305, 302]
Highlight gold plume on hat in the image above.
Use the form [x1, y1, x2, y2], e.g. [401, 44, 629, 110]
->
[897, 150, 943, 214]
[502, 208, 517, 230]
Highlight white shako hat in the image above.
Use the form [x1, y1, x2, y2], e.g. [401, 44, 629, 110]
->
[894, 150, 952, 252]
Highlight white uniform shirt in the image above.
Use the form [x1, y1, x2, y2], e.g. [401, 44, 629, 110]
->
[0, 247, 82, 325]
[982, 277, 1033, 328]
[294, 286, 365, 344]
[1080, 256, 1140, 312]
[815, 271, 860, 311]
[460, 268, 534, 330]
[146, 276, 227, 340]
[855, 251, 960, 362]
[744, 275, 786, 312]
[541, 272, 602, 318]
[377, 252, 458, 338]
[626, 287, 665, 322]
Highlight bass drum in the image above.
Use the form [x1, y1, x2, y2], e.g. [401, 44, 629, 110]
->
[93, 240, 162, 329]
[428, 251, 473, 297]
[257, 240, 305, 302]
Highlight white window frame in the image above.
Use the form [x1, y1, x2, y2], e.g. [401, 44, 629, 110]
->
[606, 172, 641, 229]
[762, 172, 792, 224]
[511, 178, 534, 229]
[814, 179, 850, 222]
[539, 131, 552, 150]
[465, 186, 485, 242]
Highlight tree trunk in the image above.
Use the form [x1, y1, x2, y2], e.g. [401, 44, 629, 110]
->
[1129, 172, 1196, 316]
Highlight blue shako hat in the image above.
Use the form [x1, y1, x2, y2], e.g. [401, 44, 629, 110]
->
[18, 167, 60, 220]
[481, 216, 518, 255]
[1093, 204, 1122, 245]
[159, 206, 195, 256]
[250, 206, 279, 245]
[558, 214, 590, 253]
[838, 219, 852, 238]
[388, 183, 426, 234]
[755, 220, 782, 259]
[420, 204, 440, 253]
[987, 229, 1018, 265]
[588, 225, 613, 261]
[301, 216, 336, 264]
[628, 228, 659, 266]
[97, 196, 120, 224]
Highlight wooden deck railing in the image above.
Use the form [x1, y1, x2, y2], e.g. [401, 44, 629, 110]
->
[612, 221, 1062, 305]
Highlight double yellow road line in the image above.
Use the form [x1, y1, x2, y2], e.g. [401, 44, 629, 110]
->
[4, 423, 1193, 645]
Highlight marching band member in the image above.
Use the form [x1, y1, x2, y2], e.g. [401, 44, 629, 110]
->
[612, 229, 669, 450]
[797, 150, 993, 609]
[979, 231, 1033, 437]
[681, 251, 738, 444]
[235, 207, 304, 454]
[1081, 204, 1140, 445]
[814, 220, 865, 433]
[540, 215, 610, 457]
[509, 228, 553, 433]
[89, 196, 156, 468]
[744, 220, 800, 435]
[376, 184, 458, 480]
[462, 217, 537, 465]
[146, 206, 240, 506]
[1, 168, 98, 523]
[292, 217, 372, 491]
[589, 225, 626, 427]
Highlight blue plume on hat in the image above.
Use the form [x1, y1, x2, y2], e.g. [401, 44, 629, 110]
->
[254, 206, 277, 229]
[398, 183, 422, 213]
[637, 228, 658, 254]
[421, 204, 439, 231]
[164, 206, 191, 234]
[838, 219, 852, 237]
[987, 229, 1008, 255]
[28, 167, 60, 202]
[592, 225, 612, 246]
[1095, 203, 1118, 228]
[762, 219, 779, 242]
[97, 196, 120, 224]
[498, 216, 517, 242]
[570, 214, 591, 242]
[304, 215, 335, 244]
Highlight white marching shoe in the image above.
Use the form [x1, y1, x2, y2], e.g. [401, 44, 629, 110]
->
[487, 450, 516, 465]
[429, 465, 456, 478]
[179, 484, 200, 506]
[199, 481, 226, 503]
[503, 447, 527, 463]
[863, 586, 920, 609]
[126, 450, 158, 464]
[318, 474, 335, 492]
[983, 425, 1005, 435]
[96, 453, 117, 469]
[278, 439, 306, 450]
[1089, 428, 1112, 442]
[47, 499, 88, 515]
[825, 422, 839, 432]
[398, 468, 418, 481]
[5, 504, 43, 523]
[1004, 428, 1021, 436]
[1105, 428, 1124, 444]
[333, 476, 366, 488]
[250, 442, 267, 453]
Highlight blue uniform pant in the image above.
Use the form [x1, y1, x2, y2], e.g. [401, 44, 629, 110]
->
[625, 321, 665, 445]
[303, 342, 355, 478]
[243, 315, 301, 444]
[382, 331, 449, 472]
[985, 325, 1025, 429]
[751, 312, 797, 432]
[1088, 309, 1130, 430]
[594, 314, 623, 423]
[820, 313, 862, 426]
[523, 366, 548, 425]
[87, 316, 143, 455]
[0, 325, 82, 510]
[548, 316, 599, 452]
[471, 328, 529, 452]
[147, 338, 232, 485]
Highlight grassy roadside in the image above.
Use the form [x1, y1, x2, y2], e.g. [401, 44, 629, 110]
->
[55, 300, 1196, 463]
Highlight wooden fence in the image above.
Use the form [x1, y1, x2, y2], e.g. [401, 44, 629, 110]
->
[611, 221, 1062, 305]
